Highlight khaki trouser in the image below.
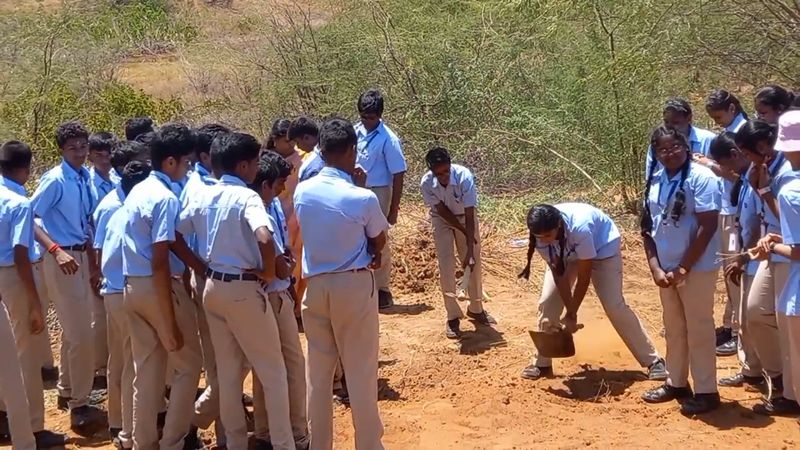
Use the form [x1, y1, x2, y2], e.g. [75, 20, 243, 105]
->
[105, 292, 134, 448]
[0, 266, 46, 432]
[190, 272, 223, 441]
[93, 289, 108, 373]
[737, 274, 763, 378]
[304, 270, 384, 450]
[32, 262, 55, 370]
[659, 270, 718, 394]
[371, 186, 393, 293]
[431, 213, 484, 321]
[533, 254, 659, 369]
[42, 248, 94, 408]
[253, 290, 309, 447]
[783, 315, 800, 402]
[777, 312, 798, 401]
[720, 215, 741, 332]
[125, 277, 203, 450]
[203, 278, 293, 450]
[746, 260, 788, 379]
[0, 301, 36, 450]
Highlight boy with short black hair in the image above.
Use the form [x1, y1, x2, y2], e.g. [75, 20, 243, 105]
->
[288, 116, 319, 155]
[31, 121, 105, 431]
[88, 131, 120, 203]
[122, 123, 206, 450]
[110, 140, 150, 176]
[250, 150, 309, 450]
[178, 133, 294, 450]
[125, 116, 155, 141]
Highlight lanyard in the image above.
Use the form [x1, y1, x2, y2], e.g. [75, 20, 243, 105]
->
[269, 202, 288, 247]
[658, 177, 680, 222]
[359, 129, 381, 155]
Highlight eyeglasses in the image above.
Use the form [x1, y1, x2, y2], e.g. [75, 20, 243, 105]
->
[655, 143, 686, 156]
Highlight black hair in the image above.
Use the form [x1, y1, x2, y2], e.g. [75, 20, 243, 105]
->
[151, 123, 196, 170]
[288, 116, 319, 141]
[663, 97, 692, 117]
[195, 123, 231, 159]
[755, 85, 796, 113]
[111, 141, 148, 174]
[0, 140, 32, 172]
[55, 121, 89, 148]
[519, 204, 566, 280]
[120, 160, 151, 196]
[134, 131, 157, 146]
[425, 146, 451, 169]
[211, 131, 261, 173]
[734, 119, 777, 155]
[250, 150, 293, 191]
[357, 89, 385, 116]
[88, 131, 117, 153]
[319, 117, 357, 156]
[709, 132, 745, 207]
[705, 89, 749, 120]
[125, 117, 155, 141]
[640, 126, 691, 237]
[264, 119, 291, 150]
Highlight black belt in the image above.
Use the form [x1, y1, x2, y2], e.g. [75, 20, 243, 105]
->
[205, 269, 259, 282]
[62, 244, 87, 252]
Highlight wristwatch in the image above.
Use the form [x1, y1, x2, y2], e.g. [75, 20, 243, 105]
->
[677, 265, 690, 276]
[769, 242, 777, 253]
[758, 186, 772, 196]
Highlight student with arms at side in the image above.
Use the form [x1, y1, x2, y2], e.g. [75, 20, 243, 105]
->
[518, 203, 665, 382]
[420, 147, 495, 339]
[640, 126, 721, 415]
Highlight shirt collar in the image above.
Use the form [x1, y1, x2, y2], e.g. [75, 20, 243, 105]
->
[687, 126, 701, 145]
[726, 113, 747, 133]
[431, 167, 455, 189]
[0, 176, 26, 196]
[90, 166, 113, 184]
[219, 174, 248, 187]
[150, 170, 175, 190]
[319, 166, 353, 183]
[357, 120, 384, 138]
[115, 184, 126, 202]
[61, 159, 90, 180]
[194, 162, 211, 178]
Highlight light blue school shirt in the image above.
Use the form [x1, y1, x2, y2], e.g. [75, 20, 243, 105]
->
[354, 121, 407, 188]
[0, 176, 42, 261]
[30, 160, 94, 247]
[177, 174, 272, 275]
[265, 199, 291, 293]
[89, 166, 119, 210]
[420, 164, 478, 216]
[535, 203, 621, 264]
[298, 148, 324, 182]
[122, 171, 181, 277]
[93, 185, 124, 251]
[737, 178, 761, 276]
[761, 154, 798, 264]
[294, 167, 390, 278]
[645, 163, 721, 272]
[100, 207, 127, 295]
[180, 163, 217, 254]
[719, 114, 748, 215]
[725, 113, 747, 133]
[644, 125, 717, 179]
[0, 186, 35, 267]
[777, 177, 800, 316]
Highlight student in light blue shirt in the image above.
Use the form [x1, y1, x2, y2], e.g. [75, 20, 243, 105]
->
[640, 126, 721, 415]
[644, 98, 717, 176]
[294, 117, 388, 450]
[178, 133, 294, 450]
[297, 146, 323, 182]
[96, 161, 150, 450]
[249, 150, 308, 449]
[354, 89, 407, 307]
[707, 133, 766, 390]
[518, 203, 663, 382]
[88, 131, 120, 207]
[121, 123, 206, 450]
[706, 90, 749, 133]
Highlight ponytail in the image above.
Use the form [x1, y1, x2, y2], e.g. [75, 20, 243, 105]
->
[519, 204, 566, 279]
[640, 154, 658, 237]
[706, 89, 749, 120]
[756, 85, 795, 114]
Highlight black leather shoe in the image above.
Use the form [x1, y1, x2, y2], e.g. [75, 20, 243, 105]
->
[681, 392, 721, 415]
[647, 358, 667, 381]
[466, 310, 497, 326]
[34, 429, 69, 449]
[109, 427, 121, 440]
[753, 397, 800, 416]
[718, 372, 764, 388]
[378, 290, 394, 309]
[253, 438, 274, 450]
[715, 327, 732, 346]
[333, 388, 350, 406]
[70, 405, 104, 431]
[0, 411, 8, 437]
[716, 337, 738, 357]
[56, 396, 70, 412]
[445, 319, 461, 339]
[642, 384, 693, 403]
[41, 366, 59, 384]
[521, 365, 553, 380]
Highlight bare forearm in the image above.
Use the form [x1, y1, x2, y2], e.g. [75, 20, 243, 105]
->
[554, 274, 575, 314]
[465, 208, 476, 255]
[14, 250, 40, 309]
[34, 224, 56, 249]
[153, 264, 177, 326]
[390, 172, 404, 216]
[435, 203, 467, 235]
[171, 234, 206, 275]
[643, 235, 661, 272]
[680, 220, 717, 270]
[569, 268, 592, 316]
[772, 244, 800, 260]
[763, 192, 780, 218]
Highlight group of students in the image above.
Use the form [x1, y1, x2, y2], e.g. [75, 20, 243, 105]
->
[519, 84, 800, 418]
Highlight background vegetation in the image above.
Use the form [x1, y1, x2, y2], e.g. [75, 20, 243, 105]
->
[0, 0, 797, 214]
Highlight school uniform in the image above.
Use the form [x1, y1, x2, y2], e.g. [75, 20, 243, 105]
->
[420, 164, 484, 320]
[122, 170, 203, 450]
[530, 203, 660, 369]
[252, 198, 308, 448]
[94, 192, 134, 448]
[644, 125, 717, 176]
[0, 185, 42, 448]
[180, 162, 223, 438]
[355, 121, 407, 294]
[298, 147, 324, 183]
[645, 162, 721, 394]
[30, 160, 96, 410]
[734, 177, 763, 379]
[294, 166, 389, 450]
[746, 155, 797, 394]
[89, 166, 119, 208]
[178, 174, 293, 450]
[777, 177, 800, 401]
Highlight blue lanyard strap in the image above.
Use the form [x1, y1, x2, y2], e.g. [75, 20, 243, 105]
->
[269, 202, 287, 247]
[658, 178, 680, 220]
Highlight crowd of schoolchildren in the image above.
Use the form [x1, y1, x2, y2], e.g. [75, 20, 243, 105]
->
[0, 83, 799, 450]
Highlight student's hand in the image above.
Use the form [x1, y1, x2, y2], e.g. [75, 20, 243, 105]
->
[165, 325, 184, 352]
[518, 264, 531, 280]
[352, 167, 367, 188]
[54, 249, 79, 275]
[666, 270, 687, 287]
[368, 252, 382, 270]
[462, 250, 475, 270]
[757, 233, 782, 254]
[28, 305, 45, 335]
[748, 245, 769, 261]
[724, 259, 744, 286]
[753, 163, 770, 191]
[561, 313, 583, 334]
[90, 270, 102, 295]
[651, 267, 671, 288]
[387, 209, 398, 226]
[281, 254, 297, 273]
